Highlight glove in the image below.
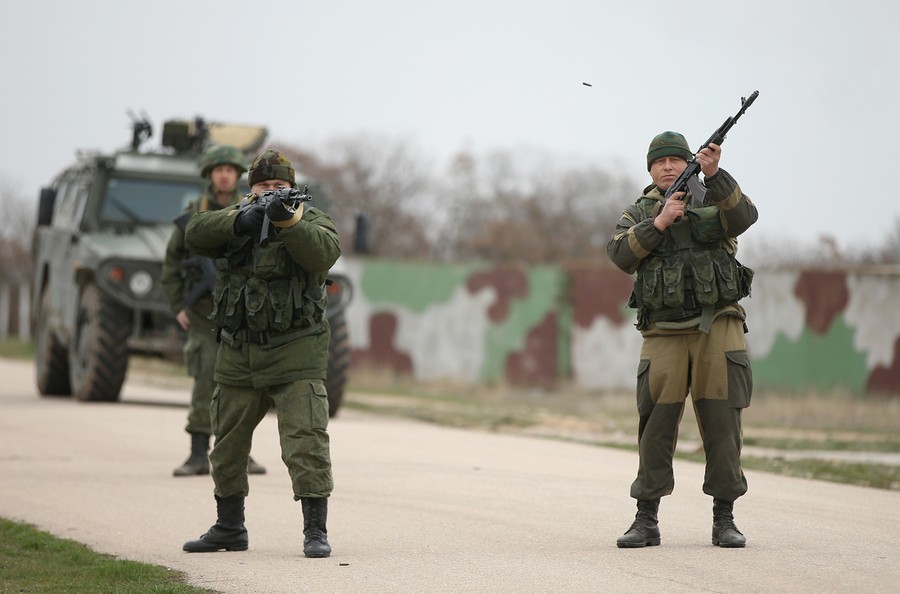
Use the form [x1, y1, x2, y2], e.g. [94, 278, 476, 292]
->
[266, 195, 303, 228]
[234, 204, 266, 236]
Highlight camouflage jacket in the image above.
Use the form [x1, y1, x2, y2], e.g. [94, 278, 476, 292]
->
[606, 168, 758, 334]
[184, 202, 341, 387]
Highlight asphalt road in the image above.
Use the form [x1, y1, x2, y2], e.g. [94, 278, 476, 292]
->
[1, 357, 898, 593]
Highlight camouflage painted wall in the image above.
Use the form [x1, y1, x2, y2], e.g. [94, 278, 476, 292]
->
[342, 259, 900, 396]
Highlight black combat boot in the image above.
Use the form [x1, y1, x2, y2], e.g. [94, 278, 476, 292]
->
[173, 432, 210, 476]
[183, 495, 249, 552]
[301, 497, 331, 558]
[247, 456, 267, 475]
[616, 499, 661, 548]
[711, 498, 746, 548]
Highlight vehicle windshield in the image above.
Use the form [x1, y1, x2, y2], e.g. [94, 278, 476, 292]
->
[100, 177, 204, 224]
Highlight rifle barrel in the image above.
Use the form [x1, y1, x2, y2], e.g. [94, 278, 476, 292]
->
[663, 90, 759, 201]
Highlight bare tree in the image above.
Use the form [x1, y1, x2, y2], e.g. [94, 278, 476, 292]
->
[277, 135, 436, 259]
[270, 134, 896, 269]
[437, 148, 636, 264]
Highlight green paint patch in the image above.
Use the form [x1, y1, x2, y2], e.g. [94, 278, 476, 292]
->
[753, 314, 869, 392]
[481, 267, 565, 381]
[360, 261, 478, 312]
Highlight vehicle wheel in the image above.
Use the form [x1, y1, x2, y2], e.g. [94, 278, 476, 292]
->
[69, 283, 130, 402]
[35, 288, 71, 396]
[325, 311, 351, 418]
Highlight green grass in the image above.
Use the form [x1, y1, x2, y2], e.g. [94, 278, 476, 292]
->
[0, 518, 214, 594]
[741, 457, 900, 491]
[0, 338, 35, 359]
[742, 435, 900, 453]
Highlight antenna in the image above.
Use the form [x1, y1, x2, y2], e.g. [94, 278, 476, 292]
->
[127, 109, 153, 151]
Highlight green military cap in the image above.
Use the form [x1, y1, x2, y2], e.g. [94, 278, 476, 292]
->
[248, 149, 295, 187]
[647, 131, 692, 170]
[200, 144, 248, 178]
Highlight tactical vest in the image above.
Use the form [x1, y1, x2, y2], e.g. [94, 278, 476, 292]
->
[629, 199, 753, 331]
[210, 235, 328, 340]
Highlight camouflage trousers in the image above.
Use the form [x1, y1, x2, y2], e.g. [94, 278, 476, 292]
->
[183, 317, 218, 436]
[630, 315, 751, 502]
[209, 380, 333, 499]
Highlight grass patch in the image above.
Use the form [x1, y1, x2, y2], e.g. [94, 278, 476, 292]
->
[742, 457, 900, 491]
[742, 435, 900, 453]
[675, 450, 900, 490]
[0, 338, 35, 359]
[0, 518, 213, 594]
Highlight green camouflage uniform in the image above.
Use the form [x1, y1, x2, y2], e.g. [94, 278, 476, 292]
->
[607, 167, 758, 502]
[184, 197, 340, 499]
[161, 186, 242, 435]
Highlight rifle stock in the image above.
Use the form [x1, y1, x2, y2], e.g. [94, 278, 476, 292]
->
[181, 255, 217, 307]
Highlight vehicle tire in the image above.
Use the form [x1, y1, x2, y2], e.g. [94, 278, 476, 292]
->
[325, 311, 351, 418]
[69, 283, 131, 402]
[35, 288, 72, 397]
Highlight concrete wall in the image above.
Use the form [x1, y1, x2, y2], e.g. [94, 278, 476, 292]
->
[343, 259, 900, 396]
[9, 261, 896, 395]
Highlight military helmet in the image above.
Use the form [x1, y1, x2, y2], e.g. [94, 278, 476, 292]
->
[199, 144, 248, 178]
[248, 149, 296, 188]
[647, 131, 692, 170]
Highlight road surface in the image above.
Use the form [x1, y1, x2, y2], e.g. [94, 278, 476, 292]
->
[0, 358, 897, 593]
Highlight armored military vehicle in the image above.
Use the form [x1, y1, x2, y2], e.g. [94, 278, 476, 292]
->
[32, 116, 353, 416]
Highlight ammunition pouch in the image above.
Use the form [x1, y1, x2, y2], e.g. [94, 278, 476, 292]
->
[633, 248, 753, 329]
[685, 205, 725, 245]
[210, 234, 329, 339]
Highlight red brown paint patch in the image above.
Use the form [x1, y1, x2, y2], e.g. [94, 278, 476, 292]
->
[505, 312, 557, 389]
[350, 312, 413, 375]
[466, 266, 528, 322]
[793, 271, 849, 335]
[569, 266, 633, 328]
[866, 336, 900, 395]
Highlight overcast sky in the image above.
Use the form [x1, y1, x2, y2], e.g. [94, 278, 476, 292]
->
[2, 0, 898, 253]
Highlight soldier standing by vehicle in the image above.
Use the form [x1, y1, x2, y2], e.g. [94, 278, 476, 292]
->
[182, 149, 340, 558]
[161, 144, 267, 477]
[606, 131, 758, 548]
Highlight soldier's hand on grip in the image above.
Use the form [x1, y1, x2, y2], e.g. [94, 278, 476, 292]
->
[266, 196, 303, 228]
[655, 196, 686, 231]
[234, 204, 266, 236]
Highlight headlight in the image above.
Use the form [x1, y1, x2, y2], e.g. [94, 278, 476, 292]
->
[326, 275, 353, 314]
[128, 270, 154, 296]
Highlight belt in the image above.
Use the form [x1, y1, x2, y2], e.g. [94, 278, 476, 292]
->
[219, 323, 322, 349]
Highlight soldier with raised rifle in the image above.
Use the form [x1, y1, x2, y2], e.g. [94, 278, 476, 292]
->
[606, 94, 759, 549]
[182, 149, 339, 558]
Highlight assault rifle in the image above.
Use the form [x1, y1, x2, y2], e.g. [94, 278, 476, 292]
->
[251, 185, 313, 247]
[665, 90, 759, 206]
[173, 212, 218, 306]
[181, 255, 217, 307]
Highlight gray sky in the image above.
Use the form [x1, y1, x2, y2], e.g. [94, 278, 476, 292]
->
[2, 0, 898, 252]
